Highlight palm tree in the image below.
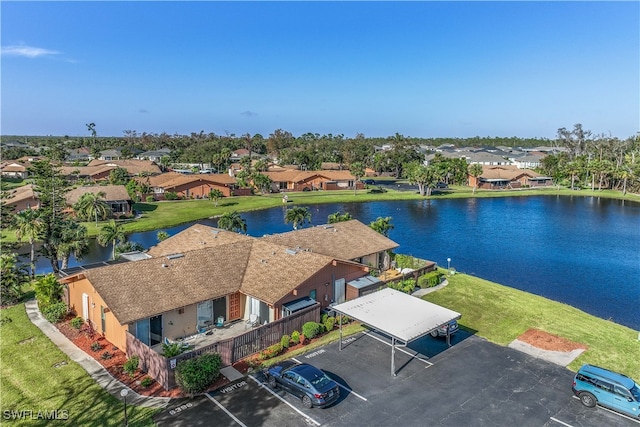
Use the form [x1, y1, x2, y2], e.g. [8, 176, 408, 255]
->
[350, 162, 365, 195]
[57, 221, 89, 270]
[369, 216, 394, 237]
[217, 211, 247, 234]
[285, 206, 312, 230]
[12, 209, 44, 279]
[0, 253, 29, 304]
[97, 220, 126, 260]
[468, 164, 484, 194]
[209, 189, 224, 207]
[74, 191, 110, 225]
[328, 211, 352, 224]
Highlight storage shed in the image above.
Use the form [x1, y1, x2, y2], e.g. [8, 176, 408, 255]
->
[346, 275, 384, 300]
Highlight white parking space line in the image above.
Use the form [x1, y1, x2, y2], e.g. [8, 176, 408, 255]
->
[205, 394, 248, 427]
[248, 374, 321, 426]
[291, 358, 368, 402]
[570, 396, 640, 424]
[549, 417, 574, 427]
[362, 331, 434, 366]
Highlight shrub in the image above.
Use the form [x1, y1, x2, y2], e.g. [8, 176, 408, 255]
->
[82, 322, 96, 338]
[324, 316, 336, 332]
[302, 322, 321, 340]
[146, 196, 155, 202]
[290, 330, 300, 345]
[70, 316, 84, 329]
[123, 356, 139, 377]
[394, 254, 425, 269]
[91, 341, 103, 352]
[321, 313, 328, 324]
[141, 377, 154, 388]
[280, 334, 290, 349]
[164, 191, 179, 200]
[418, 271, 443, 288]
[175, 353, 222, 396]
[34, 274, 64, 307]
[388, 279, 416, 294]
[338, 315, 350, 325]
[162, 342, 185, 358]
[259, 343, 283, 360]
[101, 351, 113, 360]
[41, 302, 67, 323]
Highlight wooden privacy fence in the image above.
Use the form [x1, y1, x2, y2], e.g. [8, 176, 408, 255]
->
[127, 303, 321, 390]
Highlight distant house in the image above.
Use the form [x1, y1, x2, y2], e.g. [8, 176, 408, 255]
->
[143, 172, 250, 200]
[135, 148, 172, 163]
[4, 184, 39, 212]
[66, 147, 92, 162]
[264, 170, 363, 192]
[510, 153, 546, 170]
[0, 161, 29, 179]
[65, 185, 133, 217]
[469, 165, 552, 189]
[86, 159, 162, 176]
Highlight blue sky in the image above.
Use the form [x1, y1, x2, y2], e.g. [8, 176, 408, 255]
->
[2, 1, 638, 139]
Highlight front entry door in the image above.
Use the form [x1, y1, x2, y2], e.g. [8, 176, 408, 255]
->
[149, 315, 162, 346]
[229, 292, 241, 320]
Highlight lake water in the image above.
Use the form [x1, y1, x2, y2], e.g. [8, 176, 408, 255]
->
[20, 196, 640, 330]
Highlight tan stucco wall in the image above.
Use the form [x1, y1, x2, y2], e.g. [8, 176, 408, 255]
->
[66, 277, 128, 351]
[162, 304, 198, 339]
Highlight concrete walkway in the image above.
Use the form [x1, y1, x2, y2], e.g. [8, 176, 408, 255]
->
[25, 300, 170, 409]
[412, 278, 449, 297]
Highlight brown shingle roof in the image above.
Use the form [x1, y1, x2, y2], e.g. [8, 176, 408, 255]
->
[146, 224, 253, 257]
[87, 159, 161, 175]
[144, 172, 237, 190]
[261, 220, 399, 261]
[480, 165, 541, 180]
[264, 170, 356, 183]
[83, 245, 251, 324]
[83, 238, 334, 323]
[65, 185, 132, 205]
[5, 184, 37, 205]
[59, 165, 115, 178]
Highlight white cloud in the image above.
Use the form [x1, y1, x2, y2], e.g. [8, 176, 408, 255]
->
[1, 45, 60, 58]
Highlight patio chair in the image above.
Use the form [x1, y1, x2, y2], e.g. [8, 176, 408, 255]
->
[245, 313, 259, 329]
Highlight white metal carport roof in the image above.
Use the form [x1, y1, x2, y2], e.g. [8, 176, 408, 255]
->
[331, 287, 461, 376]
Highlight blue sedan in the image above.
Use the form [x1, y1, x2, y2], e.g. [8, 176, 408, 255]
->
[266, 361, 340, 408]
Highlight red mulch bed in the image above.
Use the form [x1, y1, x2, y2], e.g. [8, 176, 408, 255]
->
[55, 317, 236, 398]
[517, 328, 588, 352]
[55, 317, 331, 398]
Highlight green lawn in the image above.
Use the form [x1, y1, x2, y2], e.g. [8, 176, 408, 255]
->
[423, 271, 640, 377]
[2, 186, 638, 242]
[0, 303, 158, 426]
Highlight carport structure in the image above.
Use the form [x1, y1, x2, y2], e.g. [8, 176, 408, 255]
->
[332, 288, 461, 376]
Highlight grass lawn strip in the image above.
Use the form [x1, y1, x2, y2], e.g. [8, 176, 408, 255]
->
[424, 271, 640, 378]
[0, 303, 158, 426]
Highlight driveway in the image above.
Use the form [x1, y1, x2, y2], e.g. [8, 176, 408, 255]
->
[154, 331, 640, 426]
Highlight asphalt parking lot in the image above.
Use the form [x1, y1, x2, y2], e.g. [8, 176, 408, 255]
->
[154, 330, 640, 427]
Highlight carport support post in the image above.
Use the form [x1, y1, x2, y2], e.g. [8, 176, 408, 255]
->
[391, 337, 396, 377]
[339, 314, 343, 351]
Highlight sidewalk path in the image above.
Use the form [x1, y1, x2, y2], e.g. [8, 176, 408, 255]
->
[412, 278, 449, 297]
[25, 299, 170, 409]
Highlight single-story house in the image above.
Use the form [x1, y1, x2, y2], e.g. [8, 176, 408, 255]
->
[4, 184, 39, 211]
[263, 170, 364, 192]
[87, 159, 162, 176]
[142, 172, 251, 200]
[60, 222, 382, 354]
[59, 165, 116, 182]
[0, 162, 29, 179]
[469, 165, 552, 189]
[65, 185, 133, 216]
